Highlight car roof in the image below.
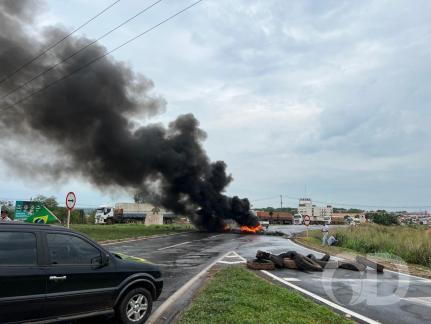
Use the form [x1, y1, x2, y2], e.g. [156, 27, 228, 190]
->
[0, 222, 72, 232]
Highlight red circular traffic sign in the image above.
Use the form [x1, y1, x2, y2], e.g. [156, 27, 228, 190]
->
[65, 192, 76, 210]
[304, 215, 310, 226]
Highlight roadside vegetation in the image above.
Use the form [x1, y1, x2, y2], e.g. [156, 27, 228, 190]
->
[71, 223, 195, 241]
[180, 266, 351, 324]
[301, 224, 431, 268]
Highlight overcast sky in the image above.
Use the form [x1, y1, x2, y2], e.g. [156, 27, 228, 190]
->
[1, 0, 430, 210]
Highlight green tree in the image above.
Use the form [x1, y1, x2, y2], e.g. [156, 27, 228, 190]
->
[368, 212, 399, 226]
[33, 195, 59, 210]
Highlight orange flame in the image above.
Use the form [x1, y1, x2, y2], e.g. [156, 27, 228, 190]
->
[240, 224, 263, 233]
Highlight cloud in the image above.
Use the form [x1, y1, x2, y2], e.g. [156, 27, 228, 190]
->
[4, 0, 431, 209]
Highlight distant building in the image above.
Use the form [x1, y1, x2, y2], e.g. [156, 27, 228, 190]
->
[332, 212, 366, 224]
[399, 211, 430, 225]
[298, 198, 333, 224]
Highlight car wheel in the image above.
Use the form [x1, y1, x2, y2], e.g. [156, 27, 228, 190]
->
[117, 287, 153, 324]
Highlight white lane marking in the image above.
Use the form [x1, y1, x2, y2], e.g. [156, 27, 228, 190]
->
[218, 260, 246, 264]
[386, 269, 431, 283]
[230, 251, 247, 262]
[216, 251, 247, 264]
[401, 297, 431, 307]
[147, 250, 236, 324]
[314, 278, 428, 283]
[156, 241, 191, 251]
[261, 270, 380, 324]
[283, 277, 301, 282]
[207, 234, 224, 239]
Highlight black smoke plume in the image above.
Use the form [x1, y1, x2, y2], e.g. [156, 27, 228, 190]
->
[0, 0, 258, 231]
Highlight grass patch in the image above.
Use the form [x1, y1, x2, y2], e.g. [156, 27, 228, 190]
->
[180, 266, 350, 324]
[70, 223, 195, 241]
[305, 224, 431, 268]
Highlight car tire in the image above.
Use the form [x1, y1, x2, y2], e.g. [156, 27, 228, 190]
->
[116, 287, 153, 324]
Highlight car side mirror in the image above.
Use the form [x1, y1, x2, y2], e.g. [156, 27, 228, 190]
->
[100, 253, 110, 267]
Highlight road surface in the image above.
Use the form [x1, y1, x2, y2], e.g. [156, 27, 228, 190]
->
[84, 226, 431, 323]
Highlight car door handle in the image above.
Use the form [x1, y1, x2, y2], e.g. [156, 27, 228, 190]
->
[49, 275, 67, 281]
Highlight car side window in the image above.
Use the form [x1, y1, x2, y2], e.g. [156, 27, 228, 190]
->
[0, 232, 37, 265]
[47, 233, 101, 265]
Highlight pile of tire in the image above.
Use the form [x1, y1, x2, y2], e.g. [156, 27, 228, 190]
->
[247, 250, 368, 272]
[247, 250, 332, 272]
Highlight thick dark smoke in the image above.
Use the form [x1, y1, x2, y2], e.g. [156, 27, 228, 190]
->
[0, 0, 258, 231]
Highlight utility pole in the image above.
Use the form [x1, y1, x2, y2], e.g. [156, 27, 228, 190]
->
[280, 195, 283, 209]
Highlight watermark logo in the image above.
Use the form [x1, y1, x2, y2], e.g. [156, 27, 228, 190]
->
[320, 253, 410, 306]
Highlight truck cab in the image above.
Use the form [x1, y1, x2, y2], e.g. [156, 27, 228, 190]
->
[293, 213, 303, 225]
[95, 206, 114, 224]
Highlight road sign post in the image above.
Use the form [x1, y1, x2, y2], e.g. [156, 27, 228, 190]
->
[304, 215, 311, 237]
[65, 192, 76, 228]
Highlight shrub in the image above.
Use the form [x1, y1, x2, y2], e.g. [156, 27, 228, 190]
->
[369, 212, 399, 226]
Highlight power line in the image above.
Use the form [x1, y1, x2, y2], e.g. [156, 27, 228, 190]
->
[1, 0, 163, 101]
[0, 0, 121, 86]
[252, 195, 280, 202]
[1, 0, 204, 112]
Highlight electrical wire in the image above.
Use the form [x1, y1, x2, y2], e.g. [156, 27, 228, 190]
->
[0, 0, 204, 112]
[0, 0, 163, 101]
[0, 0, 121, 86]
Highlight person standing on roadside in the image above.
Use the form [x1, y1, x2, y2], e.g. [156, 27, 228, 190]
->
[0, 209, 12, 222]
[321, 222, 329, 246]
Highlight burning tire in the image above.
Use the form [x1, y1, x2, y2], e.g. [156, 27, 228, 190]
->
[293, 254, 323, 272]
[247, 259, 275, 270]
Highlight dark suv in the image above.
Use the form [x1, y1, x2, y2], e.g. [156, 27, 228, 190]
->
[0, 223, 163, 323]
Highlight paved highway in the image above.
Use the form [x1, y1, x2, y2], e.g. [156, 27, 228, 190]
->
[83, 226, 431, 323]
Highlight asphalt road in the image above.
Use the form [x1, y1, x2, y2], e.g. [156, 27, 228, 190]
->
[83, 226, 430, 323]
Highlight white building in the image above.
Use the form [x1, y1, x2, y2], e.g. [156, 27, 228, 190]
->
[298, 198, 333, 224]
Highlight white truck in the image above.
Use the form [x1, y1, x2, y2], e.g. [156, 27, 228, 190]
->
[293, 213, 303, 225]
[95, 203, 175, 225]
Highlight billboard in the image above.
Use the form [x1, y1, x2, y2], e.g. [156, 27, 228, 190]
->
[15, 201, 59, 224]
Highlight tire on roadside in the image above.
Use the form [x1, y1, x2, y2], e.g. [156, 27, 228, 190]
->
[278, 251, 298, 259]
[116, 287, 153, 324]
[338, 261, 366, 272]
[294, 254, 323, 272]
[320, 254, 331, 262]
[269, 254, 284, 268]
[247, 259, 275, 270]
[256, 250, 271, 260]
[306, 254, 317, 261]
